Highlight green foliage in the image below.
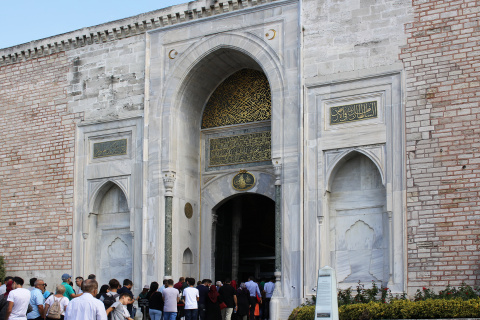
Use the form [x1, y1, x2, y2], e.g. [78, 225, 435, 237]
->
[289, 282, 480, 320]
[339, 298, 480, 320]
[0, 256, 5, 282]
[288, 305, 315, 320]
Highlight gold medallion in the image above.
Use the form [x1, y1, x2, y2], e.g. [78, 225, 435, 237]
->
[232, 171, 256, 191]
[184, 202, 193, 219]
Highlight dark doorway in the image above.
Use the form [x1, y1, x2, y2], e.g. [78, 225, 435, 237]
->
[214, 194, 275, 283]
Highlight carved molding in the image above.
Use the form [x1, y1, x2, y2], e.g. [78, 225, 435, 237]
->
[163, 171, 176, 197]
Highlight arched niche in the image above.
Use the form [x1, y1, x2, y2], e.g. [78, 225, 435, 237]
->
[86, 182, 133, 287]
[157, 33, 284, 172]
[328, 153, 389, 287]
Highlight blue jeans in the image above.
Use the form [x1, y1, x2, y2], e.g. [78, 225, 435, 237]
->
[163, 312, 177, 320]
[150, 309, 163, 320]
[184, 309, 198, 320]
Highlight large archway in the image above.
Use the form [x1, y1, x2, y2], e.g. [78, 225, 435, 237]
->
[214, 194, 275, 283]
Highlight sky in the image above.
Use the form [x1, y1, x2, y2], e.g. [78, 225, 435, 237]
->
[0, 0, 187, 49]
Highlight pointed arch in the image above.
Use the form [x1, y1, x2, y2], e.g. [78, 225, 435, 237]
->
[89, 180, 129, 214]
[183, 248, 194, 264]
[326, 148, 385, 192]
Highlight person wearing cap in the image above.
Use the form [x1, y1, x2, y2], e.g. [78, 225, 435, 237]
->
[61, 274, 81, 301]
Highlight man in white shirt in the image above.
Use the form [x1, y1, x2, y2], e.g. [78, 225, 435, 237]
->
[64, 279, 107, 320]
[183, 278, 199, 320]
[6, 277, 31, 320]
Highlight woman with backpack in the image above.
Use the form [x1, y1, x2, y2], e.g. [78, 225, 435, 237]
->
[44, 285, 69, 320]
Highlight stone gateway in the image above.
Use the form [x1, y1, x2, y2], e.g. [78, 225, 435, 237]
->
[1, 0, 479, 318]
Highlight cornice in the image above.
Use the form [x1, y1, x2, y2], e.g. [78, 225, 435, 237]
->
[0, 0, 279, 67]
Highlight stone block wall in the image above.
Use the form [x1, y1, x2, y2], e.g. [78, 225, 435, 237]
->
[0, 53, 80, 277]
[401, 0, 480, 293]
[302, 0, 412, 79]
[66, 35, 146, 121]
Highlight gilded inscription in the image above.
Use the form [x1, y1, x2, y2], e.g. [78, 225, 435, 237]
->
[93, 139, 127, 158]
[330, 101, 378, 125]
[201, 69, 271, 129]
[209, 131, 271, 167]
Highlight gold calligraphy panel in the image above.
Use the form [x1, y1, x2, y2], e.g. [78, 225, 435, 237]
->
[93, 139, 127, 158]
[330, 101, 378, 125]
[209, 131, 271, 167]
[201, 69, 271, 129]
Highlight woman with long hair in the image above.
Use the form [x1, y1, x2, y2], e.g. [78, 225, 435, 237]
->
[148, 282, 164, 320]
[206, 285, 222, 320]
[96, 284, 109, 300]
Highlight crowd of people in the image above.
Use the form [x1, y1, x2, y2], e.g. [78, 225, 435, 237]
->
[0, 273, 275, 320]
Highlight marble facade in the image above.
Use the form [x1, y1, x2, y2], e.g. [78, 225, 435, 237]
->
[0, 0, 416, 318]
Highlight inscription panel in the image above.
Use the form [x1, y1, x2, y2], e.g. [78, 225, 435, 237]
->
[209, 131, 271, 167]
[93, 139, 128, 158]
[330, 101, 377, 125]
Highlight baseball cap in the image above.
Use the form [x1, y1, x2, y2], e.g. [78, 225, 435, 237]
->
[61, 273, 72, 281]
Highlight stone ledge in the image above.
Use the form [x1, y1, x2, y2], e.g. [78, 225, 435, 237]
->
[0, 0, 277, 66]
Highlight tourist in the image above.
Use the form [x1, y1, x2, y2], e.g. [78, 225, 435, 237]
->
[245, 277, 261, 320]
[106, 292, 134, 320]
[27, 279, 45, 320]
[147, 282, 163, 320]
[42, 283, 51, 300]
[262, 278, 274, 320]
[183, 278, 199, 320]
[206, 285, 221, 320]
[101, 279, 121, 311]
[117, 279, 134, 316]
[96, 285, 109, 300]
[61, 274, 80, 301]
[218, 279, 236, 320]
[197, 279, 210, 320]
[75, 277, 84, 295]
[88, 274, 96, 280]
[162, 279, 180, 320]
[137, 284, 149, 318]
[64, 279, 107, 320]
[44, 285, 69, 320]
[4, 280, 13, 297]
[157, 279, 167, 294]
[215, 282, 222, 291]
[235, 283, 250, 320]
[0, 290, 8, 319]
[173, 277, 184, 291]
[28, 278, 37, 292]
[5, 277, 31, 320]
[0, 277, 13, 296]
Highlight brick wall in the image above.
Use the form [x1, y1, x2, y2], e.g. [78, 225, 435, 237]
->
[401, 0, 480, 293]
[0, 53, 78, 273]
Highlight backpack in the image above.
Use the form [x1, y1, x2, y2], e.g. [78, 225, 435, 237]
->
[103, 293, 119, 310]
[47, 297, 63, 320]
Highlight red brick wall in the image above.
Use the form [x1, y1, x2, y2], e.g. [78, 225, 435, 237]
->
[0, 53, 78, 272]
[401, 0, 480, 292]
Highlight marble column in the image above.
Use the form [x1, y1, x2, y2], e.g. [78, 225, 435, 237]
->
[232, 207, 242, 280]
[273, 160, 282, 275]
[163, 172, 176, 278]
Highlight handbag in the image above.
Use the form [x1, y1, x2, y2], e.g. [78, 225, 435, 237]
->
[219, 302, 227, 310]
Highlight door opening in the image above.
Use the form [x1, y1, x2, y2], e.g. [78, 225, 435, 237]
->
[214, 194, 275, 283]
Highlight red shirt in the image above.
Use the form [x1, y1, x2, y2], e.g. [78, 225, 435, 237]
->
[174, 282, 183, 290]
